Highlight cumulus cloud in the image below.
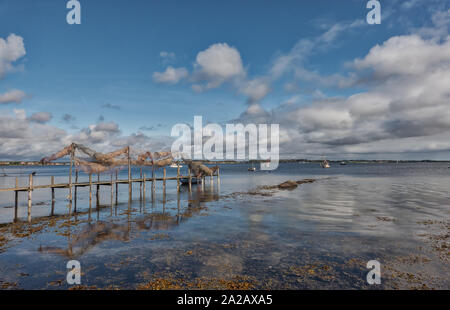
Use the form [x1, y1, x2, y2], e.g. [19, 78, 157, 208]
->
[233, 26, 450, 158]
[93, 121, 120, 133]
[0, 107, 175, 160]
[153, 43, 272, 104]
[353, 34, 450, 78]
[153, 66, 188, 84]
[28, 112, 52, 124]
[0, 34, 26, 78]
[0, 110, 67, 159]
[0, 89, 27, 104]
[192, 43, 245, 91]
[239, 78, 271, 104]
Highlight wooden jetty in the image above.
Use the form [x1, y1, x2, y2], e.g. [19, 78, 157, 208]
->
[0, 164, 220, 223]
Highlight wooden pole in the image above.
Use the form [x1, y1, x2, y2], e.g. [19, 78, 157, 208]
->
[110, 174, 114, 207]
[74, 170, 78, 212]
[69, 149, 73, 201]
[115, 170, 118, 205]
[27, 174, 33, 223]
[14, 177, 18, 221]
[51, 176, 55, 215]
[217, 167, 220, 190]
[96, 173, 100, 206]
[140, 168, 143, 200]
[177, 165, 180, 192]
[143, 172, 147, 203]
[188, 167, 192, 192]
[152, 165, 155, 200]
[89, 174, 92, 205]
[163, 167, 166, 202]
[177, 188, 180, 223]
[128, 146, 132, 201]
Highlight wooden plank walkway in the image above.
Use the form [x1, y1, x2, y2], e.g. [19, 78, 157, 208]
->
[0, 165, 220, 223]
[0, 176, 191, 192]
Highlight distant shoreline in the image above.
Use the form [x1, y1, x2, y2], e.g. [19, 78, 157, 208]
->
[0, 159, 449, 166]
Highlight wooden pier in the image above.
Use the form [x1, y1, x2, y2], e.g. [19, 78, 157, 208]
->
[0, 165, 220, 223]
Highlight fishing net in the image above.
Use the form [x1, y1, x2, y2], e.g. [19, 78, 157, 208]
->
[40, 143, 175, 174]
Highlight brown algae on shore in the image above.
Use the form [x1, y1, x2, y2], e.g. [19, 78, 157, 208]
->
[137, 275, 256, 290]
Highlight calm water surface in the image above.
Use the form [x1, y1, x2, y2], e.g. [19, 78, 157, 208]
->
[0, 162, 449, 289]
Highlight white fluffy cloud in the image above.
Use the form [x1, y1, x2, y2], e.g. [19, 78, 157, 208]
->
[236, 29, 450, 158]
[239, 78, 271, 104]
[0, 34, 26, 78]
[192, 43, 245, 91]
[353, 34, 450, 78]
[153, 66, 188, 84]
[0, 109, 173, 160]
[153, 43, 270, 103]
[0, 89, 27, 104]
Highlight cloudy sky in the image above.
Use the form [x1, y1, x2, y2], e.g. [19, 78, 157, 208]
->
[0, 0, 449, 160]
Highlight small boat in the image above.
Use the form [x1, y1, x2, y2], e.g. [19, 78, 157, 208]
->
[170, 163, 183, 168]
[340, 161, 347, 165]
[248, 163, 256, 171]
[321, 160, 330, 168]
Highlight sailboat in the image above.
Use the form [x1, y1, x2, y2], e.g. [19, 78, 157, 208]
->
[321, 159, 330, 168]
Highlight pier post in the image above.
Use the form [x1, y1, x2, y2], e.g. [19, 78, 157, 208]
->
[152, 165, 155, 200]
[163, 167, 166, 202]
[74, 170, 78, 212]
[143, 172, 146, 202]
[89, 174, 92, 204]
[51, 176, 55, 216]
[217, 167, 220, 191]
[110, 174, 114, 207]
[27, 174, 33, 223]
[88, 174, 92, 216]
[115, 170, 118, 205]
[14, 177, 18, 221]
[188, 167, 192, 192]
[96, 173, 100, 206]
[128, 146, 132, 201]
[177, 165, 180, 192]
[177, 188, 181, 223]
[69, 149, 73, 202]
[140, 168, 143, 200]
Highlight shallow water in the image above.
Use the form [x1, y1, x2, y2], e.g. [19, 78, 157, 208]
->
[0, 162, 449, 289]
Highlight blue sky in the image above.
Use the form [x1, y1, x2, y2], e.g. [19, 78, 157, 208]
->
[1, 0, 450, 159]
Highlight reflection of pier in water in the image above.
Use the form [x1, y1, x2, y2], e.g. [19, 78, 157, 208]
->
[37, 185, 220, 258]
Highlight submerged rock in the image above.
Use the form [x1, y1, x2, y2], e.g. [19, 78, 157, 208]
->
[277, 180, 299, 190]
